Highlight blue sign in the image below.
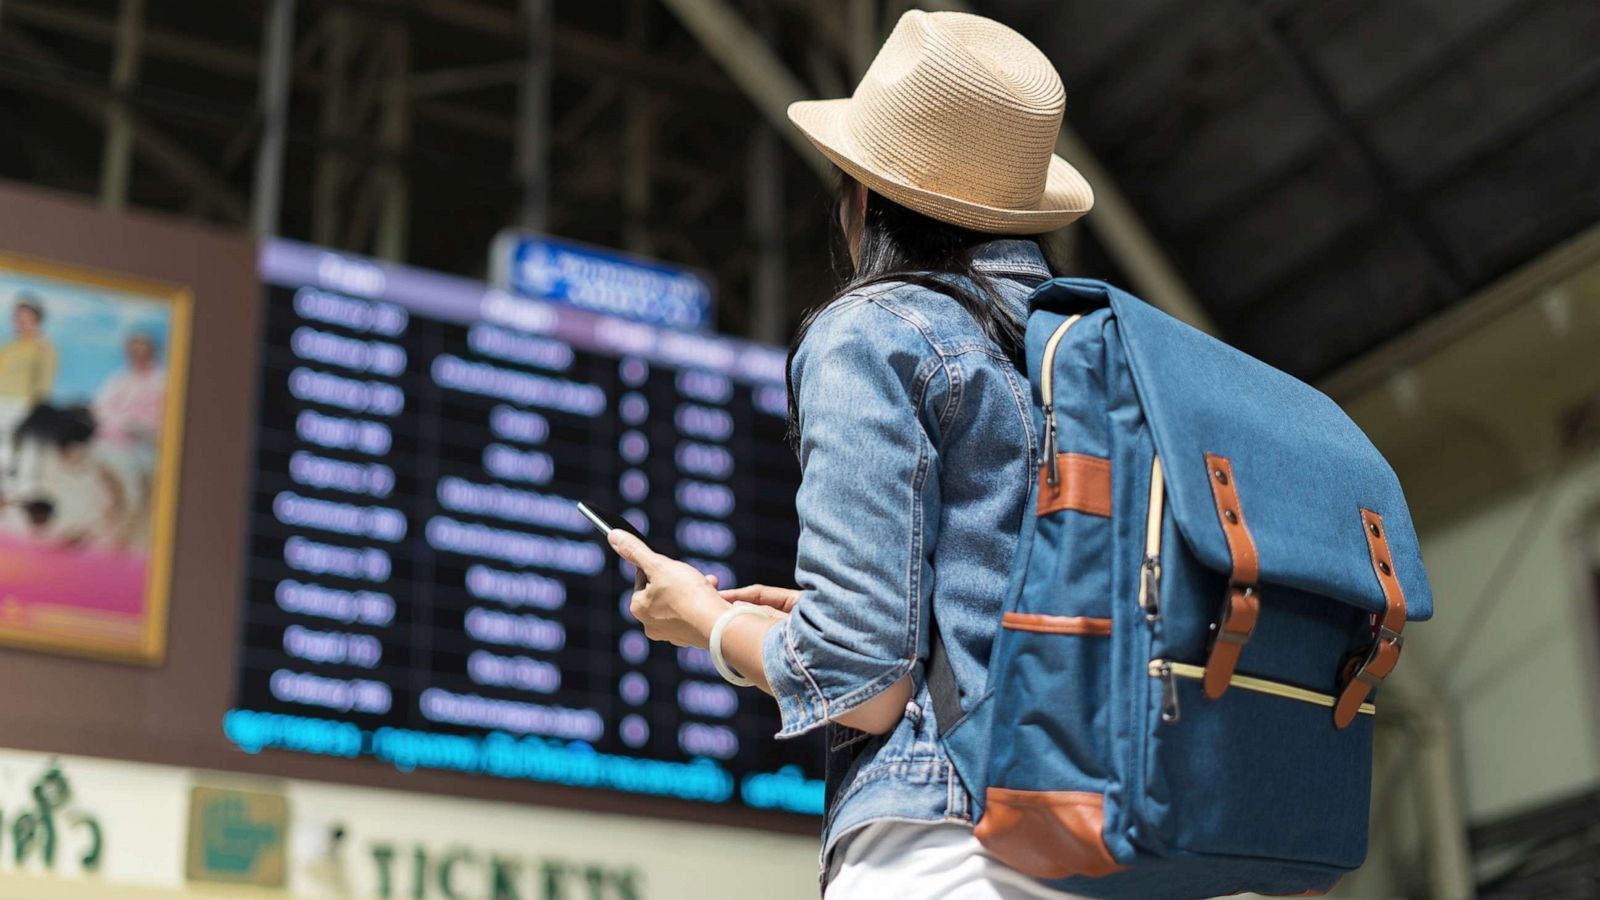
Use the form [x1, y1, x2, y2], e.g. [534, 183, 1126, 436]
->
[492, 231, 714, 331]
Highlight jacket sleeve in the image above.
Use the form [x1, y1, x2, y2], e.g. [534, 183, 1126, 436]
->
[761, 298, 951, 738]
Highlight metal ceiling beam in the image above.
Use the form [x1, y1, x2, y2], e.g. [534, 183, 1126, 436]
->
[1242, 2, 1467, 301]
[1176, 0, 1557, 236]
[99, 0, 144, 211]
[252, 0, 296, 235]
[1229, 53, 1600, 323]
[376, 20, 410, 260]
[413, 0, 733, 95]
[748, 0, 787, 344]
[6, 0, 732, 101]
[554, 80, 620, 145]
[846, 0, 877, 79]
[515, 0, 551, 231]
[6, 0, 260, 81]
[312, 7, 351, 246]
[657, 0, 832, 180]
[0, 25, 249, 221]
[622, 0, 655, 256]
[665, 0, 1217, 334]
[408, 60, 522, 100]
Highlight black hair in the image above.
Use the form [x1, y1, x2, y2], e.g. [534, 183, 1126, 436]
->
[13, 294, 44, 324]
[14, 404, 95, 450]
[784, 169, 1056, 450]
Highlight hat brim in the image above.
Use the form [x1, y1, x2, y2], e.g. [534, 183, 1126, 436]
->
[788, 98, 1094, 235]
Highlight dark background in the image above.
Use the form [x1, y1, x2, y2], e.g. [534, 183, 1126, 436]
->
[0, 180, 814, 834]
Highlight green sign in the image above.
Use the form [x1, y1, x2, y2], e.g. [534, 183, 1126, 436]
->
[186, 785, 288, 887]
[0, 763, 103, 873]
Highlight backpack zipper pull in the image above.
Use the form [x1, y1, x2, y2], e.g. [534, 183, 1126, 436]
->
[1041, 408, 1058, 485]
[1138, 555, 1162, 621]
[1157, 661, 1181, 724]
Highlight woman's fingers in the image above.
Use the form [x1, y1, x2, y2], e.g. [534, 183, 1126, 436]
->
[719, 584, 801, 612]
[717, 584, 768, 603]
[704, 573, 720, 588]
[607, 529, 664, 576]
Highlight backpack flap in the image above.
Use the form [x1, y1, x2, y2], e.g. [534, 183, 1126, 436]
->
[1101, 283, 1432, 725]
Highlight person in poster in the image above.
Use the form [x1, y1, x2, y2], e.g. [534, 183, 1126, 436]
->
[0, 295, 59, 492]
[0, 257, 188, 663]
[91, 331, 168, 549]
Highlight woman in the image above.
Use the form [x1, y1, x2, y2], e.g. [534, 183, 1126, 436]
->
[610, 10, 1094, 898]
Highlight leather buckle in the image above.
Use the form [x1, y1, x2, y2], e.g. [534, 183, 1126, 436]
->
[1339, 507, 1411, 729]
[1212, 584, 1256, 644]
[1202, 582, 1259, 700]
[1334, 628, 1404, 729]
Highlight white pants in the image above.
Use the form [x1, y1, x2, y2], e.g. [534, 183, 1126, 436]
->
[825, 821, 1093, 900]
[0, 396, 29, 492]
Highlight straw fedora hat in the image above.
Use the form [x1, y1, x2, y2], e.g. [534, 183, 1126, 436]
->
[788, 10, 1093, 235]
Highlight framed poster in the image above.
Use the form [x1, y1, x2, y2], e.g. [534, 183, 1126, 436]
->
[0, 254, 191, 663]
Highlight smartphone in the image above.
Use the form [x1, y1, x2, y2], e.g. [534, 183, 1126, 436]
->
[577, 501, 649, 587]
[576, 501, 646, 541]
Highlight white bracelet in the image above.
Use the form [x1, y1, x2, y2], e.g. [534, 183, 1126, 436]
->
[710, 602, 775, 687]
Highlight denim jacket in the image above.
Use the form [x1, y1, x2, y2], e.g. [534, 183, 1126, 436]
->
[761, 238, 1048, 876]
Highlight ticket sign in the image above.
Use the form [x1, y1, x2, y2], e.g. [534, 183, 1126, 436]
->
[491, 232, 715, 332]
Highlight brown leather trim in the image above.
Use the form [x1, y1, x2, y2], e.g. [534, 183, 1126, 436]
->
[976, 788, 1123, 880]
[1202, 454, 1261, 700]
[1037, 453, 1112, 518]
[1334, 508, 1408, 729]
[1001, 613, 1112, 636]
[1204, 586, 1261, 700]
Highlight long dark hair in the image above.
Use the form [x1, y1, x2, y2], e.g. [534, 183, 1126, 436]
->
[785, 170, 1055, 449]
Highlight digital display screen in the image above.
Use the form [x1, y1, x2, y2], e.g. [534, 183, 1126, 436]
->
[226, 239, 823, 814]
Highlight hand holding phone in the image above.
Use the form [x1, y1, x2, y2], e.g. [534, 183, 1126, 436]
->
[578, 501, 650, 588]
[576, 501, 646, 541]
[578, 501, 730, 597]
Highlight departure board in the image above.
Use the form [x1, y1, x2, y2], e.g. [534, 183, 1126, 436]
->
[226, 239, 823, 815]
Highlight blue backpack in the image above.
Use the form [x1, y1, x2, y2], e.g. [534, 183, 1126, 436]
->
[930, 279, 1432, 899]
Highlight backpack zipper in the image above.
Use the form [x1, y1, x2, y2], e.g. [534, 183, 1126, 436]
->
[1038, 314, 1084, 484]
[1138, 455, 1165, 621]
[1154, 661, 1181, 723]
[1148, 659, 1376, 717]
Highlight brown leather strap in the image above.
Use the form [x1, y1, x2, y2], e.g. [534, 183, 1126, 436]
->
[1001, 613, 1112, 636]
[1334, 508, 1408, 729]
[1037, 453, 1112, 518]
[1202, 454, 1261, 700]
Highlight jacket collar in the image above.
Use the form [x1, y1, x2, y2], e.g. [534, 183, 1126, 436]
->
[970, 238, 1052, 282]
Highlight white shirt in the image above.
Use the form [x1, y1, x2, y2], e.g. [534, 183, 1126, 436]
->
[92, 365, 166, 448]
[825, 820, 1093, 900]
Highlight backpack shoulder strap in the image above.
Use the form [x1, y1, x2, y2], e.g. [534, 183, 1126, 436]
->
[925, 273, 1053, 737]
[927, 632, 964, 736]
